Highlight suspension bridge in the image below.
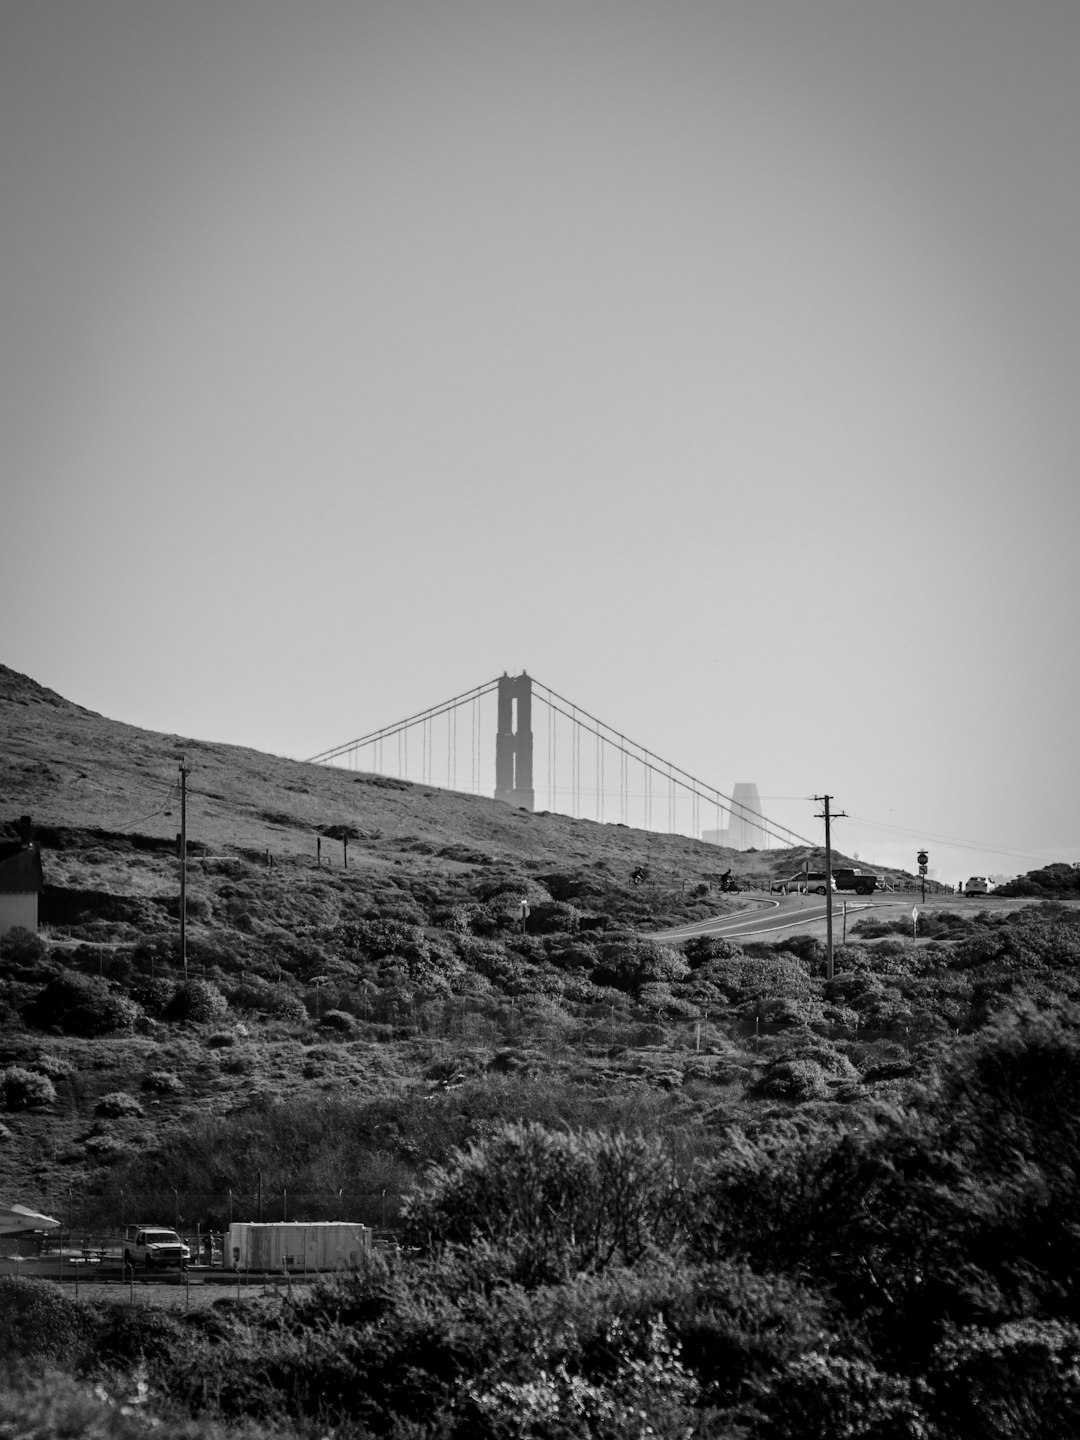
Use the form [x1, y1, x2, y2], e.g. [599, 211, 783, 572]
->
[307, 672, 813, 851]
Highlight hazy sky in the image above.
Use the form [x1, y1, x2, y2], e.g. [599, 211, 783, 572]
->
[3, 0, 1078, 884]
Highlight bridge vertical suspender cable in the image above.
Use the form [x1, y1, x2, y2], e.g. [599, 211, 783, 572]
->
[305, 673, 815, 849]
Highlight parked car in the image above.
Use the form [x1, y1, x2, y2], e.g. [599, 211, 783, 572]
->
[964, 876, 992, 895]
[786, 872, 836, 895]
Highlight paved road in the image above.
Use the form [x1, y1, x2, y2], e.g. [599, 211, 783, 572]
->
[650, 894, 878, 942]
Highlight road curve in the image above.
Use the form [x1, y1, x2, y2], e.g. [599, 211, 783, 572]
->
[650, 894, 878, 942]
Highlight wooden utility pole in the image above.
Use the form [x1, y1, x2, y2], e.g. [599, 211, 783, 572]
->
[179, 758, 189, 979]
[814, 795, 847, 981]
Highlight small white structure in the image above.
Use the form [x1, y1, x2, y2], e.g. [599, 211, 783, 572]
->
[0, 818, 44, 939]
[227, 1221, 370, 1272]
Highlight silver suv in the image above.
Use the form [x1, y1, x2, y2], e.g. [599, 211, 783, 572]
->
[787, 872, 836, 895]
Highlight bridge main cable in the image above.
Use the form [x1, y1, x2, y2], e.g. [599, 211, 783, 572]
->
[305, 677, 501, 766]
[531, 677, 815, 850]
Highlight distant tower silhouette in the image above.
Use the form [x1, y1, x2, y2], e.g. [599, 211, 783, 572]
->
[729, 783, 766, 848]
[494, 672, 534, 810]
[702, 782, 768, 849]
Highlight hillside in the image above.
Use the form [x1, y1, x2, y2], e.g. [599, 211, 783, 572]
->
[5, 666, 1080, 1438]
[1, 660, 792, 888]
[0, 662, 966, 1227]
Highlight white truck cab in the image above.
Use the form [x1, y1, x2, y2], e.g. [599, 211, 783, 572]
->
[123, 1225, 191, 1268]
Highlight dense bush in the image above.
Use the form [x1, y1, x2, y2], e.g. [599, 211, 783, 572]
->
[0, 1275, 89, 1362]
[593, 939, 690, 994]
[319, 1007, 359, 1035]
[1, 1064, 56, 1110]
[264, 985, 310, 1025]
[996, 863, 1080, 898]
[402, 1121, 683, 1285]
[24, 971, 141, 1036]
[752, 1057, 832, 1103]
[30, 1050, 76, 1080]
[0, 924, 48, 966]
[94, 1090, 144, 1118]
[126, 974, 176, 1017]
[164, 978, 229, 1025]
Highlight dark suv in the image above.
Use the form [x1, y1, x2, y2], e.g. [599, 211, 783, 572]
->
[833, 869, 879, 896]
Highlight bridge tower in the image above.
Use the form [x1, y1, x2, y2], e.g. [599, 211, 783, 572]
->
[494, 671, 534, 810]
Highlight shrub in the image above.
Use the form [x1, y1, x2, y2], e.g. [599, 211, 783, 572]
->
[320, 1007, 359, 1036]
[594, 940, 690, 994]
[142, 1069, 183, 1094]
[1, 1065, 56, 1110]
[928, 1318, 1080, 1437]
[755, 1352, 925, 1439]
[682, 935, 744, 965]
[84, 1132, 128, 1160]
[637, 984, 701, 1019]
[265, 986, 309, 1025]
[94, 1090, 144, 1119]
[25, 972, 141, 1037]
[752, 1057, 832, 1103]
[164, 978, 228, 1025]
[127, 975, 176, 1017]
[31, 1051, 75, 1080]
[402, 1121, 683, 1285]
[524, 900, 581, 934]
[0, 925, 47, 965]
[0, 1276, 89, 1361]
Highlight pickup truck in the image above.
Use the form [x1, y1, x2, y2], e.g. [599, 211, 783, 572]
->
[832, 868, 880, 896]
[122, 1225, 191, 1269]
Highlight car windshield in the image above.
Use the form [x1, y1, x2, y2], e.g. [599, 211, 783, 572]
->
[144, 1231, 181, 1244]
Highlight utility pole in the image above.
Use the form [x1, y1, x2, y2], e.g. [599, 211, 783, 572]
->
[814, 795, 847, 981]
[179, 758, 189, 979]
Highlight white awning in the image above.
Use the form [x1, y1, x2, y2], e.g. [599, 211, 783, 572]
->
[0, 1203, 60, 1236]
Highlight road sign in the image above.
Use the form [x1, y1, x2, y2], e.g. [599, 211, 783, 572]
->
[917, 849, 928, 867]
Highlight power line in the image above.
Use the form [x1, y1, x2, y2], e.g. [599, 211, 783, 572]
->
[115, 781, 179, 832]
[847, 813, 1074, 865]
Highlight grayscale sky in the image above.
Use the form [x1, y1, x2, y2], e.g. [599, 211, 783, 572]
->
[3, 0, 1077, 884]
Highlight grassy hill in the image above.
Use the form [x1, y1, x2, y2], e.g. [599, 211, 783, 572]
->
[5, 666, 1080, 1439]
[0, 662, 1028, 1231]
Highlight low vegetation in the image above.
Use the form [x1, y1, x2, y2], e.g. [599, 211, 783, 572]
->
[2, 666, 1079, 1435]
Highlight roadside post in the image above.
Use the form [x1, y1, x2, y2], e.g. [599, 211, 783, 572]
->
[814, 796, 848, 982]
[918, 850, 928, 904]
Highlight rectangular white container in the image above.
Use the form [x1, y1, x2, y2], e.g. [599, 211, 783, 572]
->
[227, 1221, 370, 1272]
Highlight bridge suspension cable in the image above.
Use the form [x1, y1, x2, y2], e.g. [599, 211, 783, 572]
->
[305, 678, 500, 767]
[529, 681, 813, 850]
[305, 673, 813, 850]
